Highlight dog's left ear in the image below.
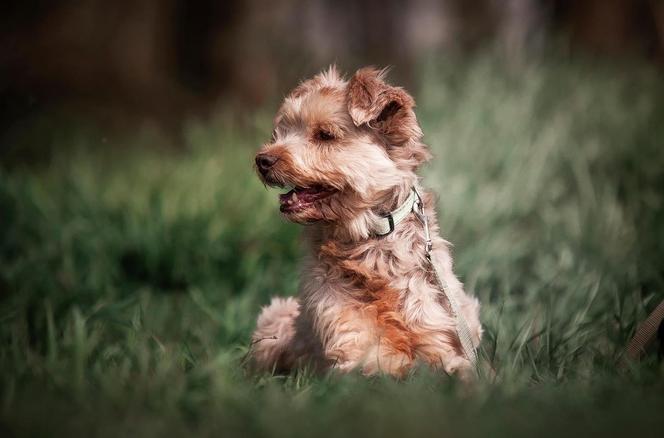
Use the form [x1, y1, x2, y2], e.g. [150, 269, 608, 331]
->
[347, 67, 423, 146]
[347, 67, 430, 168]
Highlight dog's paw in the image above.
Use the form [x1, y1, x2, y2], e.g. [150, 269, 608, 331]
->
[443, 356, 475, 381]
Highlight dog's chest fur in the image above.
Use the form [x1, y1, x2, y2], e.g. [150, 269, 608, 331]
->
[296, 201, 464, 371]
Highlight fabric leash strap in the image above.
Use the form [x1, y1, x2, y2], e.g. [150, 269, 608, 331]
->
[375, 188, 478, 366]
[410, 189, 478, 366]
[624, 300, 664, 363]
[427, 253, 479, 366]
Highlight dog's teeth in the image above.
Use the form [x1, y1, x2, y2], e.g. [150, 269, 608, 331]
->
[292, 192, 298, 202]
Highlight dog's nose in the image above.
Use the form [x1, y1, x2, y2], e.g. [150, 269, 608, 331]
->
[255, 154, 278, 174]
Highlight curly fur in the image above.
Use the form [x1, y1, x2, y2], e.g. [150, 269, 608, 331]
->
[250, 66, 482, 378]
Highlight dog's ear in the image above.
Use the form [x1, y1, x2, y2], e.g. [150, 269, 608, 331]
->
[347, 67, 423, 146]
[347, 67, 430, 167]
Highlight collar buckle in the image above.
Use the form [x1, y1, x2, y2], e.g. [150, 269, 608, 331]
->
[412, 188, 433, 256]
[374, 188, 418, 236]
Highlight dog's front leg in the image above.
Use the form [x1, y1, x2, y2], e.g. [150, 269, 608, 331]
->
[250, 296, 300, 372]
[319, 307, 375, 372]
[316, 305, 414, 377]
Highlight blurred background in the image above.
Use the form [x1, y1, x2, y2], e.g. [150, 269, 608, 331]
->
[2, 1, 664, 436]
[2, 0, 664, 143]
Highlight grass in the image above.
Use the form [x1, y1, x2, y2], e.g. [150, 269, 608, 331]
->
[1, 57, 664, 437]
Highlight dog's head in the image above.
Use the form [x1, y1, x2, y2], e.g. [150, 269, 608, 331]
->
[255, 66, 431, 238]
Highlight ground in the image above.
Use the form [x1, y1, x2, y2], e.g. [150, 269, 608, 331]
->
[1, 57, 664, 437]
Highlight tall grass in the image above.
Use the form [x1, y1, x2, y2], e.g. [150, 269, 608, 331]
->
[1, 57, 663, 437]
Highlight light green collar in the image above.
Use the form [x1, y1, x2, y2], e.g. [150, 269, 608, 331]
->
[373, 189, 419, 236]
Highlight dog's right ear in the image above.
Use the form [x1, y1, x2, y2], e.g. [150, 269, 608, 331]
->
[347, 67, 423, 147]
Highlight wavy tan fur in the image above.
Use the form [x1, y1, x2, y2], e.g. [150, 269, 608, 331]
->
[250, 66, 482, 379]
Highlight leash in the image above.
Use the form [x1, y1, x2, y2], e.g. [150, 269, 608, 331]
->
[411, 189, 479, 366]
[375, 188, 479, 366]
[623, 299, 664, 364]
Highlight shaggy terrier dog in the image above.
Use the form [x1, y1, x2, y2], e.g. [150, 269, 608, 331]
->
[250, 66, 482, 378]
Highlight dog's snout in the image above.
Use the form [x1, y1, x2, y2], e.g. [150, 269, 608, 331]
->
[255, 154, 278, 174]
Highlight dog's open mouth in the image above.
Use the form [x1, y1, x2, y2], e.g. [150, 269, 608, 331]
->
[279, 185, 335, 213]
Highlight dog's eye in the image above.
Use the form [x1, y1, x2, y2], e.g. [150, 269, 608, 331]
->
[315, 130, 335, 142]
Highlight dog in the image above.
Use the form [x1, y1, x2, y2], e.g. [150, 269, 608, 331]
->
[250, 66, 482, 379]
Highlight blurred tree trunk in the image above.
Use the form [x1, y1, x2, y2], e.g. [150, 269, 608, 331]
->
[650, 0, 664, 61]
[565, 0, 643, 54]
